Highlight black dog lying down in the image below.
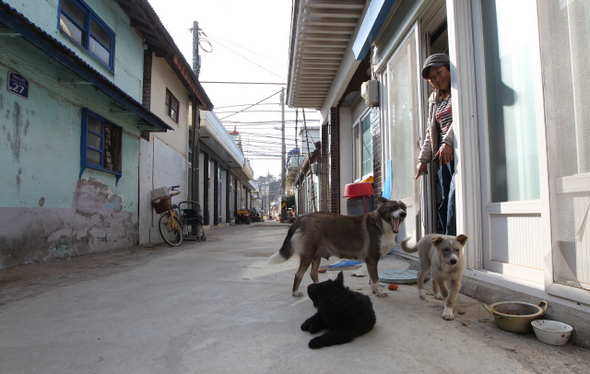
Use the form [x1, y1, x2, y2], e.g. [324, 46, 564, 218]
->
[301, 271, 376, 349]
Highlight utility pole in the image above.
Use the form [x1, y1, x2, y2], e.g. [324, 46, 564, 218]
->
[280, 87, 286, 223]
[189, 21, 200, 205]
[192, 21, 200, 79]
[266, 171, 271, 220]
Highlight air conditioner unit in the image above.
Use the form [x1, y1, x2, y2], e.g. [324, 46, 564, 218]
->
[361, 80, 379, 107]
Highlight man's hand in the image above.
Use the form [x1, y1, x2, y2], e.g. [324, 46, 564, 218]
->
[435, 143, 453, 165]
[415, 162, 428, 180]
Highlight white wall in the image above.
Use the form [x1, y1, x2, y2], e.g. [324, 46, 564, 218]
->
[150, 56, 190, 155]
[152, 138, 187, 195]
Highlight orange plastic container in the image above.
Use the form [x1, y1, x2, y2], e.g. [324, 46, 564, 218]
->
[343, 183, 375, 198]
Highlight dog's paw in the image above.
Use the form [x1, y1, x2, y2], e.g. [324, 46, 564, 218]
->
[434, 293, 444, 300]
[418, 289, 426, 300]
[292, 291, 304, 297]
[442, 306, 455, 320]
[370, 282, 387, 297]
[308, 337, 327, 349]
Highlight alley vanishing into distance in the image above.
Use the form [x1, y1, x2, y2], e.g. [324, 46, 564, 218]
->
[1, 222, 589, 374]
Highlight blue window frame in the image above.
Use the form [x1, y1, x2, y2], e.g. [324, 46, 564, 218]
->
[80, 109, 122, 183]
[59, 0, 116, 70]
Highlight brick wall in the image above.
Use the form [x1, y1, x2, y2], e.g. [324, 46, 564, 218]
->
[141, 50, 153, 141]
[142, 50, 152, 110]
[321, 124, 329, 212]
[370, 107, 382, 203]
[226, 172, 231, 221]
[213, 160, 219, 225]
[329, 108, 340, 214]
[203, 152, 210, 225]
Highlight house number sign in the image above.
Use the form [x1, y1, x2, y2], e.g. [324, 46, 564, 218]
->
[7, 72, 29, 99]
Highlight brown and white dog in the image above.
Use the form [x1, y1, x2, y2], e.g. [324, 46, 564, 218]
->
[268, 197, 407, 297]
[401, 234, 468, 320]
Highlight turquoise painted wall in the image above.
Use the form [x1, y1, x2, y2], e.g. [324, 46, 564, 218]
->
[0, 36, 140, 210]
[5, 0, 144, 101]
[0, 13, 143, 268]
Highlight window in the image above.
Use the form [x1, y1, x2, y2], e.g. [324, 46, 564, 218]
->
[59, 0, 115, 70]
[353, 113, 373, 180]
[80, 109, 122, 181]
[481, 0, 540, 202]
[165, 89, 180, 123]
[386, 30, 419, 200]
[537, 0, 590, 291]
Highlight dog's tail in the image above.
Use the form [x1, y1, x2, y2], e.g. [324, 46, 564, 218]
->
[268, 221, 299, 265]
[400, 237, 418, 253]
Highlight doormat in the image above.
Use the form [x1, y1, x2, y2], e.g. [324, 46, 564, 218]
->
[378, 269, 418, 284]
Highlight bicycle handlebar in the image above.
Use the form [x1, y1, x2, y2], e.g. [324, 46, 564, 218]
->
[168, 185, 181, 197]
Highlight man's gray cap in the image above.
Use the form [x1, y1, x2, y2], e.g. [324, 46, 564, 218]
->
[422, 53, 450, 79]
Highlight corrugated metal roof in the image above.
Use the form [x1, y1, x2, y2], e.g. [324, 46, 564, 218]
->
[0, 0, 174, 131]
[287, 0, 367, 109]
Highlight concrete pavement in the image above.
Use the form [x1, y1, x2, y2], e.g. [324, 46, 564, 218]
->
[1, 221, 589, 374]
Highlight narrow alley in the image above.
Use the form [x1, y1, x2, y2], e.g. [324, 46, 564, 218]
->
[1, 223, 589, 374]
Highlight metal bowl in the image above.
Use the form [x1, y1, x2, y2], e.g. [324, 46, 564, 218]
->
[483, 301, 548, 333]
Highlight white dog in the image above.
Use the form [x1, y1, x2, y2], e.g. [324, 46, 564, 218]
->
[401, 234, 468, 320]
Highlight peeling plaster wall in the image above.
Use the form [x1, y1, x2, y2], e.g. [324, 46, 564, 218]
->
[0, 16, 143, 269]
[0, 178, 137, 268]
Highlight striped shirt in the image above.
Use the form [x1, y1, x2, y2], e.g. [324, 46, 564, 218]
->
[436, 96, 452, 149]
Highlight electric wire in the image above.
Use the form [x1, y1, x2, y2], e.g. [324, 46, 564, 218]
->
[219, 90, 282, 120]
[211, 34, 287, 68]
[206, 34, 286, 80]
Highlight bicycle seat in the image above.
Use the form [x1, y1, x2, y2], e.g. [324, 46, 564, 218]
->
[171, 204, 178, 209]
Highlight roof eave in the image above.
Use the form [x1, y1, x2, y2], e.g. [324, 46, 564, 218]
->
[120, 0, 213, 111]
[0, 1, 173, 132]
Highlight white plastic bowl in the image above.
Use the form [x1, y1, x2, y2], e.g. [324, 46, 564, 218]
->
[531, 320, 573, 346]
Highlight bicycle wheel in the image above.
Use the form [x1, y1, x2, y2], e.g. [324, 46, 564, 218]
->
[158, 213, 183, 246]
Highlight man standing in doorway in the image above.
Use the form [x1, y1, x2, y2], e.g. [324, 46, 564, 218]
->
[414, 53, 455, 236]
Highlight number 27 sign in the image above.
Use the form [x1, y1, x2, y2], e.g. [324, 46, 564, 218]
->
[8, 73, 29, 99]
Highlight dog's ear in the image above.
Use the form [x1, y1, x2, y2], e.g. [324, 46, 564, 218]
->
[431, 236, 444, 247]
[336, 271, 344, 284]
[377, 196, 387, 203]
[456, 234, 468, 246]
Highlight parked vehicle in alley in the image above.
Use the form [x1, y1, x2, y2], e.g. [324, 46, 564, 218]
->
[251, 208, 264, 222]
[236, 210, 251, 224]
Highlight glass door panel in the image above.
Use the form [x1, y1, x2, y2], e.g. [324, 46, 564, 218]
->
[537, 0, 590, 295]
[478, 0, 544, 283]
[385, 30, 420, 241]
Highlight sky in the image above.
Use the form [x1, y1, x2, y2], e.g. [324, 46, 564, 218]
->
[147, 0, 321, 180]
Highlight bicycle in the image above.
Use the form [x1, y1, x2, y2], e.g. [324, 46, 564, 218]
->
[151, 186, 206, 247]
[152, 185, 183, 246]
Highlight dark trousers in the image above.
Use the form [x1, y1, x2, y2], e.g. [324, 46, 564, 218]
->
[437, 161, 456, 236]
